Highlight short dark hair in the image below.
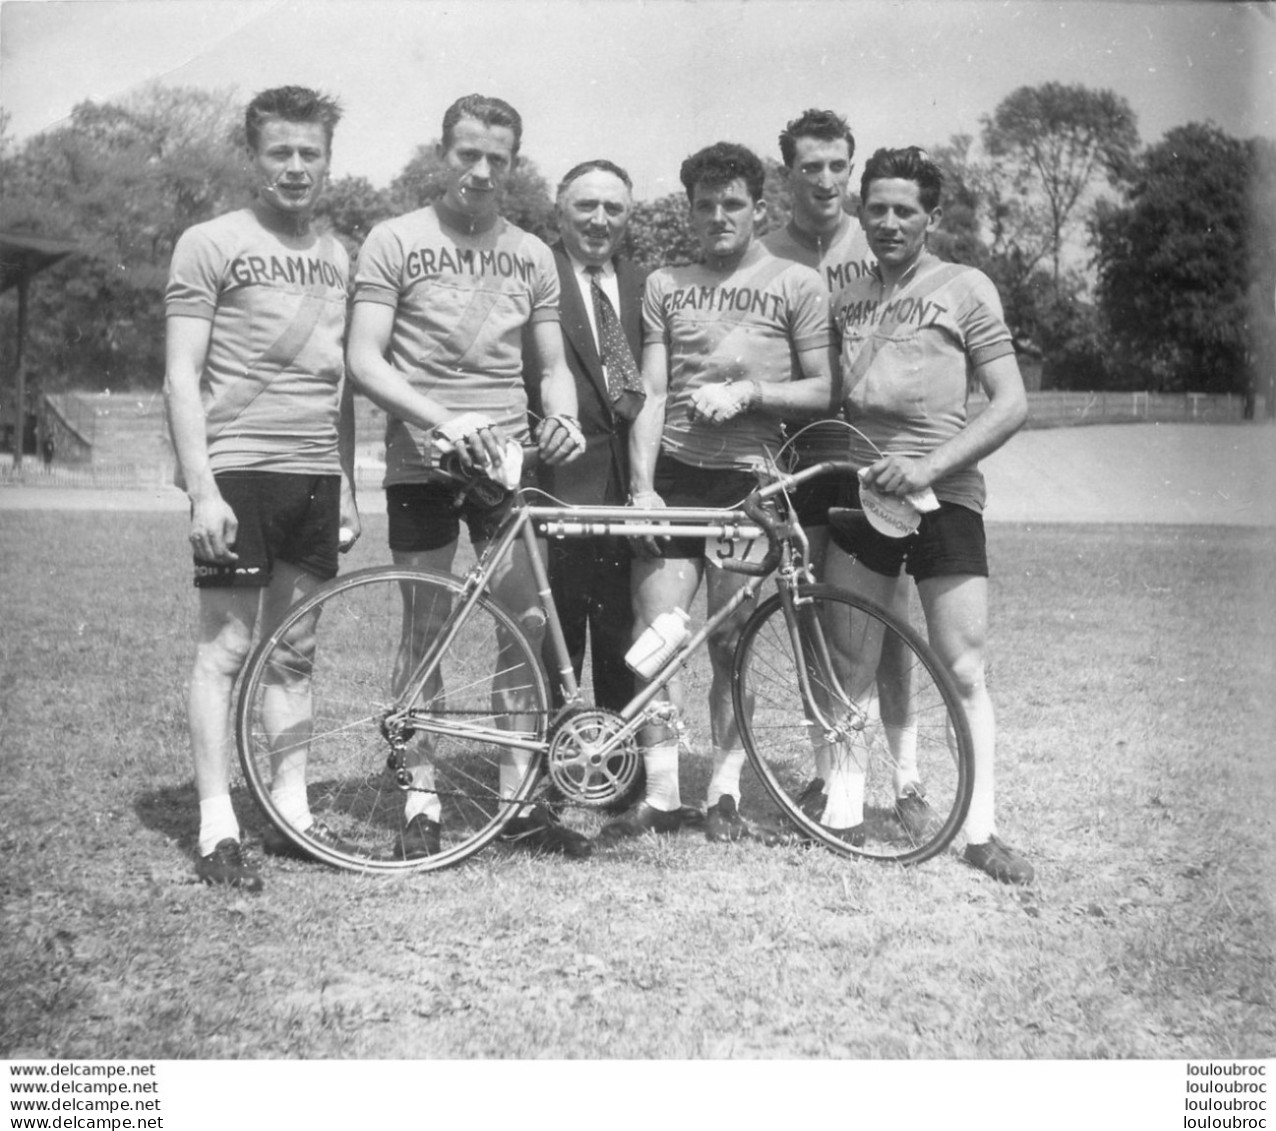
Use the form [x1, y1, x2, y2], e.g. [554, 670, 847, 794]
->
[778, 108, 856, 167]
[441, 94, 523, 157]
[244, 86, 342, 152]
[860, 146, 944, 212]
[679, 142, 766, 203]
[557, 159, 633, 200]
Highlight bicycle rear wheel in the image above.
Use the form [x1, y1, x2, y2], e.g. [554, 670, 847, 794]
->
[236, 566, 550, 872]
[733, 583, 972, 864]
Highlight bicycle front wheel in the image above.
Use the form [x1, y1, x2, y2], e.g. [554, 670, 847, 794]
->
[733, 583, 973, 865]
[236, 566, 550, 872]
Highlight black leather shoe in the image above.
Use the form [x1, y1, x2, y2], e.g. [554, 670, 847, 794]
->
[964, 835, 1034, 884]
[501, 804, 592, 859]
[894, 784, 937, 842]
[705, 795, 748, 842]
[261, 820, 357, 861]
[394, 814, 442, 860]
[797, 778, 826, 822]
[195, 839, 263, 892]
[825, 823, 866, 848]
[595, 802, 684, 846]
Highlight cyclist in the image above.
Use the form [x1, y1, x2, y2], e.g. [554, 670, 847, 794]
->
[825, 146, 1034, 884]
[164, 86, 360, 891]
[762, 107, 875, 572]
[347, 94, 589, 860]
[599, 142, 837, 846]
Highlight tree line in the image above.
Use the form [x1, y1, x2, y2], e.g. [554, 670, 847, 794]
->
[2, 81, 1273, 409]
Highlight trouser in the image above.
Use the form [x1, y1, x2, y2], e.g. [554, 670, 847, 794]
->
[544, 533, 635, 712]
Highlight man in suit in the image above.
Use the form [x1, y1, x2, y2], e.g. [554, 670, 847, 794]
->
[526, 159, 646, 718]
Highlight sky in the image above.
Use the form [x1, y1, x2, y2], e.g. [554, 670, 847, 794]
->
[1, 0, 1274, 201]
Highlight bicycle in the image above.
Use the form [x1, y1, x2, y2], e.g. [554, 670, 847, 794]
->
[234, 455, 974, 872]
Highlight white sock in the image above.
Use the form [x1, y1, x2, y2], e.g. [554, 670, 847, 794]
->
[706, 747, 746, 808]
[500, 748, 536, 821]
[887, 722, 919, 796]
[962, 723, 996, 843]
[821, 736, 867, 829]
[643, 741, 681, 811]
[500, 748, 534, 799]
[963, 786, 996, 844]
[821, 768, 865, 829]
[271, 785, 313, 833]
[811, 737, 833, 783]
[403, 760, 442, 823]
[198, 795, 240, 857]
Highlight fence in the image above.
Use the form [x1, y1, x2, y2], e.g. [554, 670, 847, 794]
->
[0, 458, 174, 489]
[968, 389, 1255, 428]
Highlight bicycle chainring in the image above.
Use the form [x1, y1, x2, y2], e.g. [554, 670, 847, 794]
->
[546, 709, 640, 808]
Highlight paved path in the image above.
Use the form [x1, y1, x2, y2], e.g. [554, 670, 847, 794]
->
[981, 422, 1276, 525]
[2, 424, 1274, 525]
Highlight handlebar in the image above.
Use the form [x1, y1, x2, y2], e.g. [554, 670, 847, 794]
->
[713, 491, 786, 576]
[711, 460, 860, 576]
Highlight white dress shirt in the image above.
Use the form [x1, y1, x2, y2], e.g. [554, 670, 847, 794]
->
[566, 253, 621, 356]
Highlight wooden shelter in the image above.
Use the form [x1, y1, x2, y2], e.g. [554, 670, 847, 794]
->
[1, 231, 79, 467]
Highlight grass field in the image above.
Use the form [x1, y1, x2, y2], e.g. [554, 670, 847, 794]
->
[1, 509, 1273, 1060]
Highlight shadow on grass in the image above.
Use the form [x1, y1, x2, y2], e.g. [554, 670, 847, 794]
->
[133, 781, 269, 853]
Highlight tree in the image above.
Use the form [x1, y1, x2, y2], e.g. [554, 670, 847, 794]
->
[1093, 122, 1261, 395]
[315, 175, 395, 254]
[928, 132, 1049, 359]
[982, 82, 1139, 289]
[759, 156, 793, 237]
[0, 85, 244, 393]
[927, 134, 990, 271]
[624, 192, 698, 272]
[1247, 138, 1276, 417]
[925, 88, 1137, 383]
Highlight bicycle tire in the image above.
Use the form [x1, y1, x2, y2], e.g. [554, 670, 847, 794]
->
[236, 566, 550, 873]
[732, 583, 973, 864]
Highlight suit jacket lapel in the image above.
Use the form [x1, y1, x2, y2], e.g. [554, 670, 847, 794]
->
[553, 245, 612, 409]
[616, 256, 644, 359]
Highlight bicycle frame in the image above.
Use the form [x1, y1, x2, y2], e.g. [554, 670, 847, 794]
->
[381, 460, 862, 764]
[236, 452, 974, 870]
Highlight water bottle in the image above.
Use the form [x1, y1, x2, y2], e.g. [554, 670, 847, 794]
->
[625, 608, 691, 678]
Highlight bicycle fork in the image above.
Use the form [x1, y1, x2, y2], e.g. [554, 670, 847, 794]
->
[776, 582, 871, 745]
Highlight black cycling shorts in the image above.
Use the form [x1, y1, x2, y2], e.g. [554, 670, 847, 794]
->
[386, 464, 535, 553]
[649, 453, 760, 560]
[193, 472, 340, 589]
[828, 480, 989, 582]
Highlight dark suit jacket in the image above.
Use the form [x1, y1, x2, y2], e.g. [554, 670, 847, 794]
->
[524, 243, 646, 505]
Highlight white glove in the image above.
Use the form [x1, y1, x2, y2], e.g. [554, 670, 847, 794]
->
[905, 487, 940, 513]
[434, 412, 495, 449]
[690, 381, 758, 424]
[492, 440, 523, 489]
